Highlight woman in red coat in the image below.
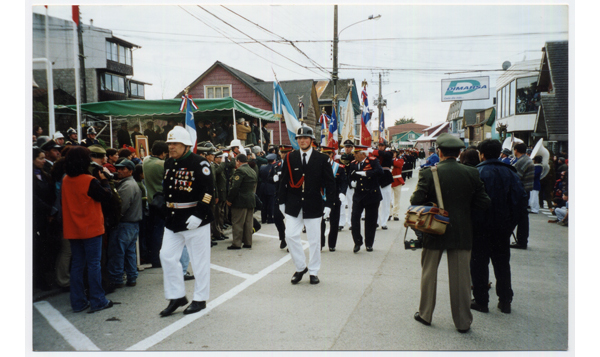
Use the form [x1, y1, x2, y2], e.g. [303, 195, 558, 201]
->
[391, 150, 405, 220]
[62, 146, 114, 313]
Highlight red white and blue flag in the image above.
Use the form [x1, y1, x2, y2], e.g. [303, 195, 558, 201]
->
[361, 86, 372, 146]
[319, 112, 330, 147]
[180, 94, 198, 153]
[328, 106, 339, 150]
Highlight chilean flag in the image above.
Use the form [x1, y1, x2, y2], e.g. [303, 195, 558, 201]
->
[181, 94, 198, 153]
[328, 106, 339, 150]
[361, 86, 372, 146]
[319, 112, 330, 147]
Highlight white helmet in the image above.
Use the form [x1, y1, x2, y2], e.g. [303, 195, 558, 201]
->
[53, 131, 64, 140]
[166, 126, 193, 146]
[229, 139, 242, 148]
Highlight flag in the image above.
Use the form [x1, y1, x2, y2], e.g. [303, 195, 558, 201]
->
[180, 94, 197, 153]
[341, 91, 355, 143]
[319, 112, 330, 147]
[379, 110, 385, 141]
[273, 81, 301, 150]
[328, 106, 339, 150]
[72, 6, 80, 26]
[360, 86, 372, 146]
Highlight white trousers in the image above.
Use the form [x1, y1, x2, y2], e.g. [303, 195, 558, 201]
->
[160, 225, 211, 301]
[391, 185, 403, 218]
[378, 185, 393, 226]
[285, 211, 322, 276]
[344, 187, 355, 226]
[529, 190, 540, 213]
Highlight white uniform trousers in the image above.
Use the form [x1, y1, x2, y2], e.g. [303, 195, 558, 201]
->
[378, 184, 393, 226]
[344, 187, 355, 226]
[160, 225, 211, 302]
[391, 184, 403, 218]
[285, 211, 322, 276]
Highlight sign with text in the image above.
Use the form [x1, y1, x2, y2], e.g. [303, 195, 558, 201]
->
[441, 76, 490, 102]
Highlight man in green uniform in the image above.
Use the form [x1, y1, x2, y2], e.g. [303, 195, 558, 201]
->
[411, 133, 491, 333]
[226, 154, 258, 249]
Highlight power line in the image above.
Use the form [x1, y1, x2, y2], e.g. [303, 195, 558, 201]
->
[196, 6, 327, 78]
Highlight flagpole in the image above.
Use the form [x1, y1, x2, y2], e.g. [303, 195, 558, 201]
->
[232, 108, 238, 141]
[72, 20, 81, 143]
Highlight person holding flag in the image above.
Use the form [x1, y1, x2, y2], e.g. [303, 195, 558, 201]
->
[318, 108, 329, 147]
[180, 92, 198, 153]
[327, 106, 339, 150]
[360, 82, 372, 146]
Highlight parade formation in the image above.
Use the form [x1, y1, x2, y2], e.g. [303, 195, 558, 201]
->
[30, 4, 571, 353]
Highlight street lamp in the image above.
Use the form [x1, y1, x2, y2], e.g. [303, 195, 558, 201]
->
[338, 14, 381, 36]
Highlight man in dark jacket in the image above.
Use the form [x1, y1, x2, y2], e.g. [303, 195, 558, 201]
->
[226, 154, 257, 249]
[373, 140, 394, 229]
[471, 139, 528, 315]
[258, 153, 277, 224]
[411, 133, 490, 333]
[117, 122, 132, 148]
[320, 146, 348, 251]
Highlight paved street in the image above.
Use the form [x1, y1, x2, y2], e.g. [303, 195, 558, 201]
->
[32, 169, 569, 352]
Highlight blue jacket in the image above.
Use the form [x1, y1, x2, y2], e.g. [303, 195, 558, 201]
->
[474, 159, 528, 234]
[421, 153, 439, 168]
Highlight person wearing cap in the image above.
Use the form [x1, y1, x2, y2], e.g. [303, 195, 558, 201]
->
[117, 122, 132, 148]
[390, 150, 406, 221]
[40, 139, 63, 175]
[339, 139, 355, 230]
[211, 150, 229, 241]
[198, 143, 221, 247]
[144, 121, 158, 148]
[348, 145, 383, 253]
[470, 139, 527, 315]
[225, 154, 258, 249]
[158, 126, 215, 317]
[411, 133, 490, 334]
[420, 146, 439, 168]
[53, 132, 65, 146]
[106, 159, 142, 288]
[235, 118, 252, 146]
[81, 127, 99, 147]
[258, 153, 278, 224]
[272, 145, 292, 248]
[372, 139, 394, 229]
[500, 148, 512, 165]
[319, 146, 348, 252]
[65, 128, 79, 146]
[510, 142, 534, 250]
[277, 125, 335, 284]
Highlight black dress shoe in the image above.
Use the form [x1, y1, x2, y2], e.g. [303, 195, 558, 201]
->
[457, 327, 470, 333]
[291, 267, 308, 284]
[160, 297, 188, 317]
[510, 243, 527, 250]
[183, 272, 195, 281]
[329, 247, 336, 252]
[338, 226, 343, 231]
[388, 216, 392, 221]
[183, 300, 206, 315]
[353, 245, 361, 253]
[211, 241, 217, 247]
[302, 227, 306, 233]
[470, 299, 489, 312]
[366, 246, 373, 252]
[414, 312, 431, 326]
[280, 240, 287, 249]
[227, 245, 241, 250]
[310, 275, 320, 284]
[498, 301, 511, 314]
[393, 217, 400, 221]
[381, 226, 388, 230]
[242, 244, 252, 248]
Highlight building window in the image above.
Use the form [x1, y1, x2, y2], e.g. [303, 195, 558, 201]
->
[409, 133, 415, 139]
[497, 89, 502, 119]
[106, 41, 132, 66]
[516, 76, 538, 114]
[509, 81, 516, 116]
[102, 73, 125, 93]
[130, 82, 144, 97]
[205, 85, 231, 99]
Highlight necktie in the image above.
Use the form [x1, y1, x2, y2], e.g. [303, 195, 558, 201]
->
[303, 153, 307, 168]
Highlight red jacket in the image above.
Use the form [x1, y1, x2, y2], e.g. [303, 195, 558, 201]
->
[391, 158, 405, 187]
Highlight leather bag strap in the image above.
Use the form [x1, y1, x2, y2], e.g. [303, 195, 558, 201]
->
[431, 166, 444, 210]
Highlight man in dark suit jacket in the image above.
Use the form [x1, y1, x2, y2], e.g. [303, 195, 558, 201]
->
[258, 154, 278, 224]
[348, 146, 383, 252]
[277, 126, 335, 285]
[320, 146, 348, 251]
[411, 133, 491, 333]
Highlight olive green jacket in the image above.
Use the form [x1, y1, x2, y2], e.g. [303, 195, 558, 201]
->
[410, 159, 490, 250]
[227, 163, 257, 208]
[211, 161, 227, 202]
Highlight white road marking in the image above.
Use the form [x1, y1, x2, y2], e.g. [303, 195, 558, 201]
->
[127, 241, 309, 351]
[34, 301, 100, 351]
[210, 264, 253, 279]
[253, 233, 280, 239]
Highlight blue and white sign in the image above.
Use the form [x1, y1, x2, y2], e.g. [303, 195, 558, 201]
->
[441, 76, 490, 102]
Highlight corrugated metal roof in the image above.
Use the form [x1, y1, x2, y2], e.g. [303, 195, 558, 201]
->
[538, 41, 568, 140]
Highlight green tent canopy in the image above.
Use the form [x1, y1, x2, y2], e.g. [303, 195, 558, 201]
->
[57, 97, 277, 122]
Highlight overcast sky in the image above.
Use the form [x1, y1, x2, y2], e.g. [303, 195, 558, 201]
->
[31, 1, 568, 127]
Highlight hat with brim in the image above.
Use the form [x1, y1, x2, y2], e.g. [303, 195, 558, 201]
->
[41, 139, 62, 151]
[436, 133, 465, 149]
[343, 139, 355, 147]
[354, 145, 369, 153]
[266, 153, 277, 161]
[320, 146, 335, 153]
[88, 144, 106, 154]
[115, 159, 135, 171]
[279, 145, 293, 152]
[502, 148, 511, 156]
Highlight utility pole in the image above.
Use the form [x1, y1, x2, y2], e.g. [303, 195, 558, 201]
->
[375, 72, 387, 142]
[77, 12, 87, 103]
[332, 5, 338, 126]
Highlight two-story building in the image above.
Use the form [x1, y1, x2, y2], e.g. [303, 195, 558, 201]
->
[446, 91, 496, 146]
[414, 122, 451, 152]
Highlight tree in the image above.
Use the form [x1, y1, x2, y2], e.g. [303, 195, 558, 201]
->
[394, 116, 416, 126]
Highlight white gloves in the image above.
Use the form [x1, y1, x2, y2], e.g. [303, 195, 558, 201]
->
[367, 148, 374, 154]
[323, 207, 331, 219]
[350, 181, 356, 188]
[186, 215, 202, 230]
[273, 174, 279, 182]
[356, 171, 367, 177]
[279, 204, 286, 214]
[339, 193, 346, 202]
